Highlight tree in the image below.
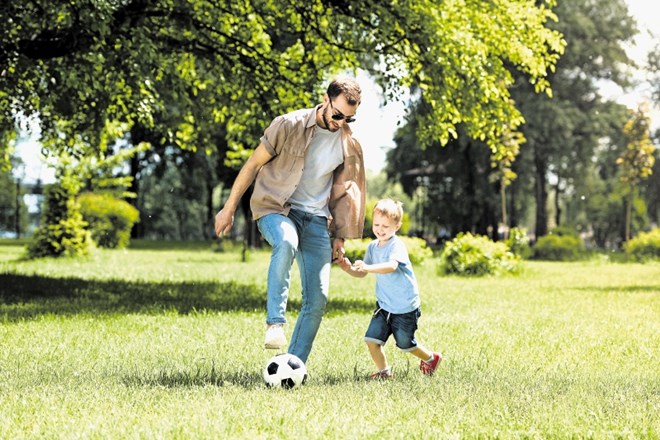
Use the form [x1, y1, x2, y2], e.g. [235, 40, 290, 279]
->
[0, 160, 28, 236]
[509, 0, 636, 239]
[1, 0, 564, 170]
[385, 107, 501, 240]
[617, 104, 656, 242]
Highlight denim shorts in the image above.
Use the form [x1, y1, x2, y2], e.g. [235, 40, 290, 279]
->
[364, 303, 421, 352]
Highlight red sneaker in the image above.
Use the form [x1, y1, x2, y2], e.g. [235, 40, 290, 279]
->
[420, 353, 442, 376]
[369, 370, 393, 380]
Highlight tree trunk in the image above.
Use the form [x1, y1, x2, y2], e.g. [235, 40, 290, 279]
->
[534, 155, 548, 239]
[624, 191, 632, 243]
[500, 182, 508, 239]
[508, 179, 519, 228]
[554, 175, 562, 227]
[204, 180, 215, 240]
[128, 153, 143, 238]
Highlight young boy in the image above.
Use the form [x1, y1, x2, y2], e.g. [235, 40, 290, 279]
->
[337, 198, 442, 379]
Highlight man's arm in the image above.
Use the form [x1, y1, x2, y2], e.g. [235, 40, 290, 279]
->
[214, 143, 273, 237]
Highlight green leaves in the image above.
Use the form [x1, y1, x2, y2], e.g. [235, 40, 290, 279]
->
[1, 0, 564, 169]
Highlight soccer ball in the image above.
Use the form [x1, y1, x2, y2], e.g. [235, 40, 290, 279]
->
[263, 353, 308, 389]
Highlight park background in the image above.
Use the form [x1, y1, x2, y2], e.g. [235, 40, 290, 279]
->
[1, 0, 660, 438]
[3, 0, 659, 250]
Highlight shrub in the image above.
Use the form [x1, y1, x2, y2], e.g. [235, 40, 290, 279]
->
[439, 232, 520, 276]
[625, 228, 660, 261]
[505, 227, 532, 259]
[532, 233, 586, 261]
[78, 192, 140, 249]
[547, 225, 581, 237]
[27, 184, 92, 258]
[344, 236, 433, 265]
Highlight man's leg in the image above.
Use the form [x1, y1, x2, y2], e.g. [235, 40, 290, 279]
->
[287, 212, 331, 363]
[256, 213, 298, 327]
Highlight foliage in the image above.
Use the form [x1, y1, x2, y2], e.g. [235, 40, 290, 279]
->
[1, 0, 564, 171]
[386, 117, 502, 239]
[546, 225, 580, 237]
[26, 182, 92, 258]
[138, 165, 208, 240]
[508, 0, 637, 239]
[344, 236, 432, 265]
[624, 228, 660, 261]
[532, 232, 586, 261]
[439, 232, 520, 276]
[401, 236, 433, 264]
[383, 0, 637, 242]
[505, 227, 532, 259]
[617, 104, 656, 242]
[78, 193, 139, 249]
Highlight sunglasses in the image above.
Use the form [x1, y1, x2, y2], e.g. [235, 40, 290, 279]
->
[329, 99, 356, 123]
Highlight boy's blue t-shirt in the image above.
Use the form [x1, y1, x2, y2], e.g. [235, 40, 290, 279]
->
[364, 235, 421, 314]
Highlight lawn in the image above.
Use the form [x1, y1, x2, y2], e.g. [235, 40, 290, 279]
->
[0, 240, 659, 438]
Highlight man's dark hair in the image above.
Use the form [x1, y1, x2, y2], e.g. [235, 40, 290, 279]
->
[327, 77, 361, 106]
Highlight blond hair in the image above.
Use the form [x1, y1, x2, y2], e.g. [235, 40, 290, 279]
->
[373, 199, 403, 225]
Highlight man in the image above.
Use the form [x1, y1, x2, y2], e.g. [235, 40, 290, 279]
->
[214, 77, 366, 363]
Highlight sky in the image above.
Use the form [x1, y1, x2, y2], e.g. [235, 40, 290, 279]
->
[14, 0, 659, 183]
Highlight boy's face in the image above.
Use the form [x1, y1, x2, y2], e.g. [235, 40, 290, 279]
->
[372, 212, 400, 243]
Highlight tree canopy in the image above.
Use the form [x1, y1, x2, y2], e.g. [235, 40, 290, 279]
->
[1, 0, 564, 168]
[384, 0, 642, 244]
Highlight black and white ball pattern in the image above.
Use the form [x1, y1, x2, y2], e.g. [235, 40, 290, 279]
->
[263, 353, 308, 389]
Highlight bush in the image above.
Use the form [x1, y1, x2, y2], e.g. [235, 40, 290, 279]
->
[505, 227, 532, 259]
[344, 236, 433, 265]
[78, 192, 140, 249]
[532, 232, 586, 261]
[625, 228, 660, 261]
[547, 225, 581, 238]
[439, 232, 520, 276]
[27, 184, 92, 258]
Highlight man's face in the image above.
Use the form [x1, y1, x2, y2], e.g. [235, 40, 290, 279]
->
[322, 94, 358, 132]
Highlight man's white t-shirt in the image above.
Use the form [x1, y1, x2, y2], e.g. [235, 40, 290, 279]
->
[289, 126, 343, 217]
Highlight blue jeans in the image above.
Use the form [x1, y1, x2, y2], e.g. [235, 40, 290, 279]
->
[256, 209, 332, 362]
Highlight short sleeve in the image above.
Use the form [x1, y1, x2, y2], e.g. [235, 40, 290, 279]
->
[390, 239, 411, 266]
[260, 116, 289, 156]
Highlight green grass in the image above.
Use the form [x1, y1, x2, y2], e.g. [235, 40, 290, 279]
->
[1, 241, 659, 438]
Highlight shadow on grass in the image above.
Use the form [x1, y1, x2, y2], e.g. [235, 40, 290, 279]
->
[122, 365, 266, 389]
[0, 274, 373, 321]
[121, 363, 393, 389]
[572, 285, 660, 294]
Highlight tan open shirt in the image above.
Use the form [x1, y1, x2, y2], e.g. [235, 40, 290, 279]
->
[251, 106, 366, 240]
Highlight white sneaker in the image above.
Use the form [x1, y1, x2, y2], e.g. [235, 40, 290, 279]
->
[264, 324, 286, 349]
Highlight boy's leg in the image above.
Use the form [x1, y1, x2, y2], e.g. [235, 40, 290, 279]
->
[367, 341, 388, 371]
[390, 309, 442, 376]
[365, 307, 393, 377]
[287, 212, 331, 363]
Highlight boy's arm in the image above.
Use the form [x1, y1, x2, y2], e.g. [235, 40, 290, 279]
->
[356, 259, 398, 274]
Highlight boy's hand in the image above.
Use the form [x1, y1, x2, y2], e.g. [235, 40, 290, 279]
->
[352, 260, 366, 272]
[336, 257, 352, 270]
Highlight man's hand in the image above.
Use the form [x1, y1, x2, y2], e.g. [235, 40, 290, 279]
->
[214, 208, 235, 237]
[332, 238, 345, 263]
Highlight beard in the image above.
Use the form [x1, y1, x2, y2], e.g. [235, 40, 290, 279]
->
[321, 105, 339, 132]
